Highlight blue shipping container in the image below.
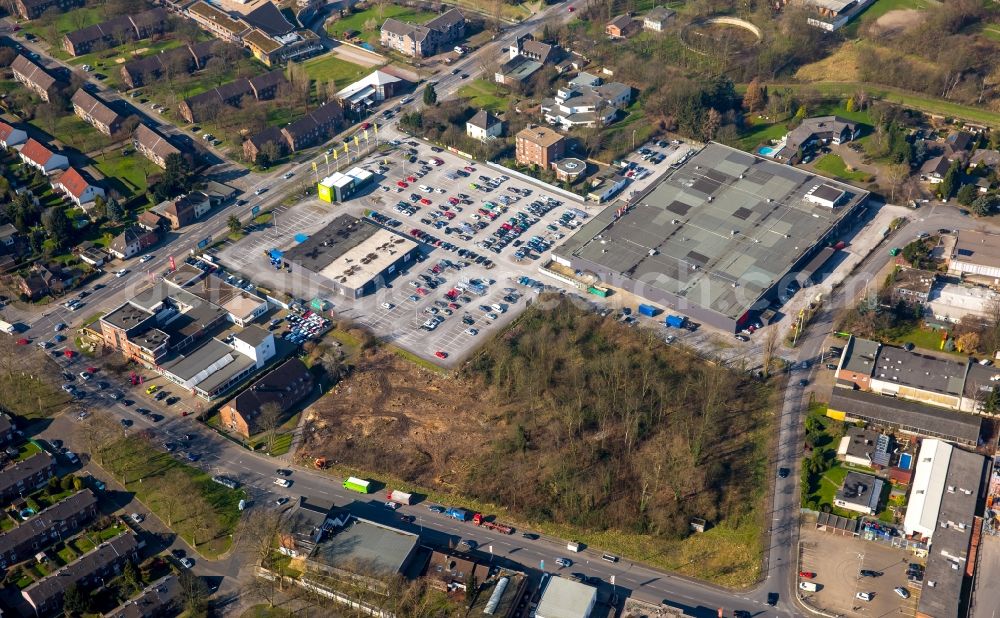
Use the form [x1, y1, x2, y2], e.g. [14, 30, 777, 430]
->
[665, 315, 686, 328]
[638, 304, 657, 317]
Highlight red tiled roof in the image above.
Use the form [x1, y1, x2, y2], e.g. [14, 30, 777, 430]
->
[56, 167, 90, 198]
[19, 138, 53, 165]
[0, 122, 16, 141]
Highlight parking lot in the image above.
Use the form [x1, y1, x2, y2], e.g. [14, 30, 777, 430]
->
[799, 526, 921, 617]
[215, 134, 640, 366]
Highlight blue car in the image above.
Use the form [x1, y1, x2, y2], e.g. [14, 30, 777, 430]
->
[185, 453, 199, 462]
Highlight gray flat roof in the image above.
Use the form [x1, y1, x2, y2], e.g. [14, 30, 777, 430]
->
[835, 470, 882, 510]
[535, 576, 597, 618]
[557, 142, 868, 320]
[829, 389, 982, 444]
[102, 302, 154, 332]
[234, 325, 270, 347]
[917, 447, 985, 618]
[285, 215, 380, 276]
[160, 338, 251, 388]
[954, 229, 1000, 269]
[840, 336, 881, 375]
[873, 347, 969, 396]
[310, 517, 418, 575]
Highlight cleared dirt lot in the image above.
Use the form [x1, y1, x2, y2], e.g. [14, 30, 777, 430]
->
[799, 526, 920, 616]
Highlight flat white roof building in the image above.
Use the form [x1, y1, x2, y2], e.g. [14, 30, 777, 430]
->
[903, 438, 952, 541]
[535, 577, 596, 618]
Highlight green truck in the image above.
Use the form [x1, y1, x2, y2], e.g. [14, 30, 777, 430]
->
[343, 476, 371, 494]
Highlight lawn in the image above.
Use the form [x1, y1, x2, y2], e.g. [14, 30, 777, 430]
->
[31, 113, 108, 155]
[891, 324, 956, 354]
[300, 53, 371, 86]
[457, 78, 512, 112]
[327, 6, 438, 43]
[94, 150, 161, 200]
[22, 6, 107, 53]
[813, 153, 874, 182]
[855, 0, 935, 24]
[0, 346, 71, 419]
[95, 435, 245, 558]
[737, 116, 789, 152]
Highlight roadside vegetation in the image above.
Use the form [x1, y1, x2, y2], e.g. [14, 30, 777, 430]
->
[302, 297, 775, 585]
[78, 417, 244, 558]
[0, 337, 70, 419]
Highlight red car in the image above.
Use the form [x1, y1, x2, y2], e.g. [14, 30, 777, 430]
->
[444, 211, 456, 219]
[434, 351, 448, 359]
[568, 5, 575, 10]
[448, 197, 459, 205]
[415, 287, 428, 296]
[397, 180, 408, 188]
[406, 175, 417, 183]
[799, 571, 816, 579]
[448, 302, 459, 310]
[360, 121, 371, 130]
[15, 338, 28, 346]
[464, 166, 475, 173]
[420, 198, 432, 205]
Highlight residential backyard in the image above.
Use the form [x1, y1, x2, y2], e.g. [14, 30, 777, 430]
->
[813, 153, 874, 183]
[94, 151, 161, 202]
[457, 78, 513, 112]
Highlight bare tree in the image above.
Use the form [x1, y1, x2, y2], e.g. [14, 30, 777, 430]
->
[258, 401, 283, 454]
[761, 325, 779, 378]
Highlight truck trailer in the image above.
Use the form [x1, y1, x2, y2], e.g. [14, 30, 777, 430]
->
[445, 507, 472, 521]
[386, 490, 413, 505]
[343, 477, 371, 494]
[0, 320, 14, 335]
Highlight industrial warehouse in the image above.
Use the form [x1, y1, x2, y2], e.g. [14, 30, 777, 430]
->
[553, 142, 869, 332]
[284, 214, 419, 298]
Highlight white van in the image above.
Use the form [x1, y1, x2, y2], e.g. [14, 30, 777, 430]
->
[491, 303, 505, 313]
[799, 582, 818, 592]
[567, 541, 581, 553]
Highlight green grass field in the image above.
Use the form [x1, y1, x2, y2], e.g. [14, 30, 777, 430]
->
[300, 53, 370, 85]
[457, 78, 511, 112]
[814, 153, 874, 182]
[737, 117, 788, 152]
[33, 113, 108, 154]
[856, 0, 935, 23]
[327, 6, 437, 42]
[94, 151, 161, 199]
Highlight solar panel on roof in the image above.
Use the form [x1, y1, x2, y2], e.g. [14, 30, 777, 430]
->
[666, 201, 691, 215]
[732, 207, 752, 220]
[692, 178, 717, 194]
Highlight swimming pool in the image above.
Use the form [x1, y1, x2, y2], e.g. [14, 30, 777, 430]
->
[899, 452, 913, 469]
[758, 146, 776, 157]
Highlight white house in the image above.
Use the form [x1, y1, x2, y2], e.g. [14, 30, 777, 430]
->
[18, 138, 68, 175]
[541, 72, 631, 129]
[0, 122, 27, 149]
[232, 326, 275, 368]
[52, 167, 104, 207]
[465, 110, 502, 141]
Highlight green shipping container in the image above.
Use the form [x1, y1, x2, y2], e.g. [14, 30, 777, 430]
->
[588, 286, 609, 298]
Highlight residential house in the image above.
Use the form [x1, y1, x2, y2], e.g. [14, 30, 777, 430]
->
[969, 149, 1000, 169]
[108, 224, 159, 260]
[18, 139, 69, 175]
[770, 116, 859, 163]
[13, 0, 83, 21]
[77, 246, 108, 267]
[187, 0, 251, 43]
[541, 72, 632, 129]
[219, 358, 313, 437]
[16, 262, 80, 299]
[62, 8, 168, 56]
[833, 470, 884, 515]
[11, 55, 59, 103]
[133, 124, 180, 168]
[425, 549, 490, 592]
[495, 35, 565, 86]
[944, 131, 975, 159]
[0, 453, 55, 505]
[280, 100, 343, 152]
[335, 70, 403, 117]
[0, 224, 18, 249]
[22, 533, 139, 617]
[642, 6, 675, 31]
[120, 41, 216, 89]
[836, 426, 892, 469]
[606, 14, 637, 38]
[137, 211, 165, 232]
[466, 109, 502, 141]
[920, 155, 951, 184]
[0, 490, 98, 568]
[515, 126, 565, 168]
[179, 71, 286, 124]
[71, 89, 123, 136]
[150, 192, 212, 229]
[278, 497, 351, 557]
[52, 167, 104, 208]
[243, 126, 287, 163]
[380, 8, 465, 57]
[0, 122, 27, 149]
[104, 575, 181, 618]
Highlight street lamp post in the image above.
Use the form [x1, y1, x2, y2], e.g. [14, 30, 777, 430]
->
[853, 552, 865, 611]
